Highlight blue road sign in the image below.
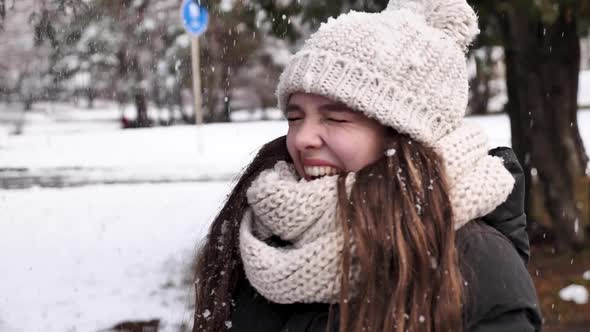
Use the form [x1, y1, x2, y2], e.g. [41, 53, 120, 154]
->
[181, 0, 209, 36]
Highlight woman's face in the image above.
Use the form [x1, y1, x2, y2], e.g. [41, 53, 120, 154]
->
[286, 93, 388, 180]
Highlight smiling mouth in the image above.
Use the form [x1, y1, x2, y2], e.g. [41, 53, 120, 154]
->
[303, 165, 342, 179]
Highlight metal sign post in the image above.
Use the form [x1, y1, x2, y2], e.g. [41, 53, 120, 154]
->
[190, 37, 202, 125]
[181, 0, 209, 126]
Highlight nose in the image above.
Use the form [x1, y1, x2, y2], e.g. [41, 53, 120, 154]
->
[293, 119, 323, 151]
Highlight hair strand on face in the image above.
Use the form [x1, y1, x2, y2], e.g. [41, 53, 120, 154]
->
[336, 134, 464, 332]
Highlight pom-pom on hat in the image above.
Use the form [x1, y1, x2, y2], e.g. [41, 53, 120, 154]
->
[387, 0, 479, 51]
[276, 0, 516, 227]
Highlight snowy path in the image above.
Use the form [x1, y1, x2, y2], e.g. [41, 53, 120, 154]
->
[0, 181, 231, 332]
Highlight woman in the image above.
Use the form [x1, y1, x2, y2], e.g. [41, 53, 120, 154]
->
[194, 0, 542, 331]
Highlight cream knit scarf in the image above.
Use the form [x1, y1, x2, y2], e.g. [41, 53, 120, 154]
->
[239, 133, 515, 304]
[239, 161, 356, 304]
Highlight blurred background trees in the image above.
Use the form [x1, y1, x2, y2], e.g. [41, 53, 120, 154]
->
[244, 0, 590, 251]
[0, 0, 589, 251]
[0, 0, 287, 125]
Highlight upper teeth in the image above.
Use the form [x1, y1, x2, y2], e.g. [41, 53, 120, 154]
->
[304, 166, 340, 178]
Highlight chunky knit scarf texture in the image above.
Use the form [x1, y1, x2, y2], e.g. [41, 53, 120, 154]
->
[240, 149, 513, 304]
[240, 161, 356, 304]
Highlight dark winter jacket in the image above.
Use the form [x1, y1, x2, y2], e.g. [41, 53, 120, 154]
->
[229, 147, 543, 332]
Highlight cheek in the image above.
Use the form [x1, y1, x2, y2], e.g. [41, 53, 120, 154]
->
[286, 131, 305, 176]
[334, 130, 385, 171]
[286, 129, 300, 162]
[286, 130, 296, 158]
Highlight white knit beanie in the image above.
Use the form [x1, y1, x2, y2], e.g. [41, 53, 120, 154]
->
[276, 0, 515, 226]
[277, 0, 478, 144]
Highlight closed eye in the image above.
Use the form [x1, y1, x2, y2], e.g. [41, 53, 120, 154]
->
[323, 108, 354, 123]
[286, 104, 303, 122]
[327, 118, 349, 123]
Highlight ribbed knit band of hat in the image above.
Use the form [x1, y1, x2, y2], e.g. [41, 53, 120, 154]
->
[276, 0, 515, 228]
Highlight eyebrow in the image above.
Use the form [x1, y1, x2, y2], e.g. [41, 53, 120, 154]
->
[285, 104, 302, 113]
[285, 101, 352, 113]
[318, 102, 352, 112]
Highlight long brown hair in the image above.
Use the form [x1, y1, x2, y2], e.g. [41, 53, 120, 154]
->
[193, 134, 463, 332]
[193, 136, 291, 332]
[337, 133, 463, 332]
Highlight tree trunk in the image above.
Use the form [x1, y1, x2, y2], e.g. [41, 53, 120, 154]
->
[468, 47, 492, 115]
[23, 97, 33, 111]
[131, 53, 151, 128]
[117, 46, 150, 128]
[86, 88, 95, 109]
[203, 29, 226, 123]
[220, 65, 232, 122]
[0, 0, 5, 21]
[500, 5, 589, 250]
[134, 90, 150, 127]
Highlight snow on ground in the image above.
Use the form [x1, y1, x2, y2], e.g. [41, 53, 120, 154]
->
[1, 97, 590, 331]
[0, 181, 232, 332]
[559, 284, 590, 305]
[0, 102, 288, 187]
[1, 98, 590, 187]
[1, 105, 589, 187]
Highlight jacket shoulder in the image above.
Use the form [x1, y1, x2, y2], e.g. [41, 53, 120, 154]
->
[484, 147, 530, 264]
[457, 221, 542, 331]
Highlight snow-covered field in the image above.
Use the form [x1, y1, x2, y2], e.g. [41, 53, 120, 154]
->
[0, 102, 290, 332]
[1, 99, 590, 331]
[0, 181, 234, 332]
[1, 100, 589, 186]
[0, 101, 288, 187]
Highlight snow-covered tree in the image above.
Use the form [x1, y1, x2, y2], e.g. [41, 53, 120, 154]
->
[50, 9, 120, 108]
[36, 0, 183, 126]
[32, 0, 282, 124]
